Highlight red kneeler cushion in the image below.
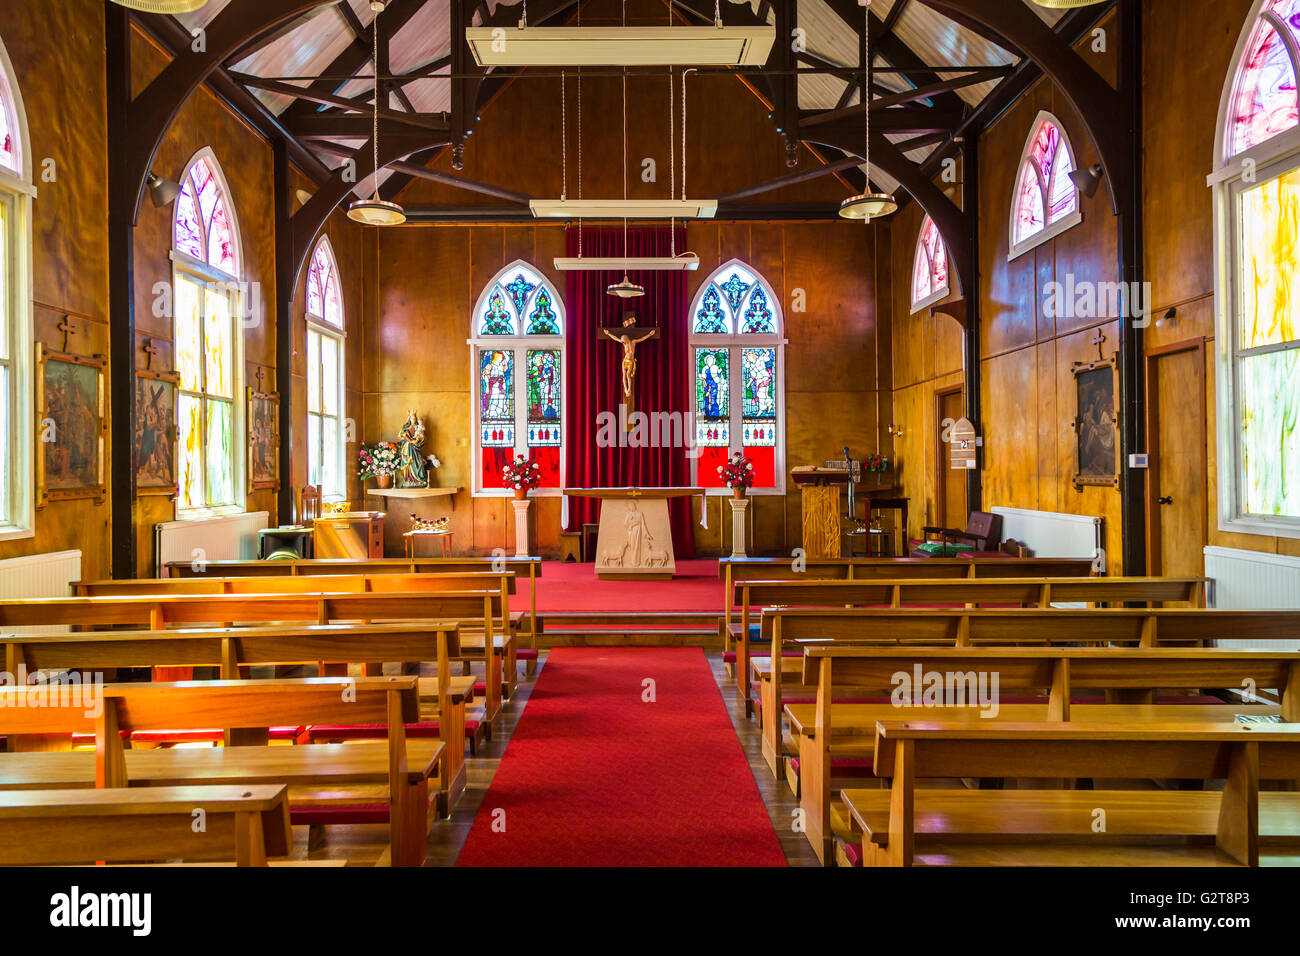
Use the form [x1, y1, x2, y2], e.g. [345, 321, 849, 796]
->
[128, 726, 302, 744]
[291, 805, 389, 826]
[517, 649, 538, 661]
[788, 756, 875, 777]
[298, 719, 480, 744]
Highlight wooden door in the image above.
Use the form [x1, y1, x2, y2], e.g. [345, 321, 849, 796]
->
[1145, 340, 1208, 577]
[935, 387, 967, 530]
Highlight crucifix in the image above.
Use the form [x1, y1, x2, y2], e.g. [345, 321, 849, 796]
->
[57, 315, 76, 353]
[141, 337, 160, 372]
[1091, 328, 1107, 361]
[598, 313, 658, 419]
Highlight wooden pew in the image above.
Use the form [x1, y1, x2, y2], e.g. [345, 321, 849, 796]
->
[162, 556, 544, 674]
[0, 676, 440, 867]
[844, 720, 1300, 867]
[794, 644, 1300, 863]
[728, 576, 1209, 709]
[0, 784, 291, 866]
[1, 621, 472, 815]
[0, 589, 512, 724]
[749, 606, 1298, 777]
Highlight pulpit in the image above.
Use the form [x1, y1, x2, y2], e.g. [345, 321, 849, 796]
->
[791, 466, 909, 559]
[563, 487, 703, 580]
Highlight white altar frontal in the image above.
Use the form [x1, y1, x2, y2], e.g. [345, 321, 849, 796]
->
[563, 487, 704, 580]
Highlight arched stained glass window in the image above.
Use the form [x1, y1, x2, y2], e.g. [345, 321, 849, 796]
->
[1008, 112, 1081, 259]
[0, 60, 20, 176]
[470, 262, 565, 494]
[689, 261, 786, 493]
[173, 149, 243, 512]
[306, 237, 345, 500]
[1211, 0, 1300, 537]
[911, 215, 950, 313]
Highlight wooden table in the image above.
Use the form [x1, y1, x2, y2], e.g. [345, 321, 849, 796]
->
[563, 487, 704, 580]
[404, 530, 453, 558]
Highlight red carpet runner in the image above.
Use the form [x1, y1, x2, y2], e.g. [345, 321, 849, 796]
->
[455, 647, 787, 867]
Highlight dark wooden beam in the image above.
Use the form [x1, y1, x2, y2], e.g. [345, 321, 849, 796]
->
[716, 155, 864, 202]
[287, 112, 450, 138]
[801, 109, 964, 136]
[273, 139, 295, 527]
[106, 3, 136, 579]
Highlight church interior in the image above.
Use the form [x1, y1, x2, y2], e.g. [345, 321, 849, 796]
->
[1, 0, 1299, 887]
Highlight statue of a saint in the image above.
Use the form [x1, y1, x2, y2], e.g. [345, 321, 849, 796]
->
[396, 410, 429, 488]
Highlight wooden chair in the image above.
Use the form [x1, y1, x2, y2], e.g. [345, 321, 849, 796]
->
[299, 484, 322, 524]
[914, 510, 1002, 556]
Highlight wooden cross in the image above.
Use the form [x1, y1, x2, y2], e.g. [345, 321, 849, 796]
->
[1091, 328, 1107, 361]
[141, 337, 160, 372]
[254, 367, 267, 392]
[57, 315, 76, 353]
[598, 313, 659, 421]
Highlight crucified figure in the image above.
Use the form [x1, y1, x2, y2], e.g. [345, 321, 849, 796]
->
[600, 316, 658, 404]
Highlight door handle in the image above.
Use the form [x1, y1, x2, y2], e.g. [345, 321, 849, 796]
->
[1157, 496, 1173, 505]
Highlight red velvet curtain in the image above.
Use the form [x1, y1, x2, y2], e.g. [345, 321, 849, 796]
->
[563, 225, 695, 557]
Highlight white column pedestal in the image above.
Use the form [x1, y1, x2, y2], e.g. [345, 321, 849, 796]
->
[729, 496, 750, 558]
[511, 498, 532, 558]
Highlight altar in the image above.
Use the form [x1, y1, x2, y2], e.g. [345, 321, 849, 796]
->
[563, 487, 704, 580]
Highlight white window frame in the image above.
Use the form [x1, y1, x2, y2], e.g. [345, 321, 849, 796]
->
[305, 237, 346, 502]
[1210, 0, 1300, 539]
[911, 215, 951, 314]
[1007, 110, 1084, 262]
[468, 260, 566, 498]
[688, 259, 788, 497]
[171, 148, 245, 518]
[0, 34, 33, 541]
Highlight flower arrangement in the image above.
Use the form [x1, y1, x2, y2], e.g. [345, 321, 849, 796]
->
[718, 452, 756, 495]
[358, 442, 400, 481]
[502, 455, 542, 497]
[862, 453, 890, 474]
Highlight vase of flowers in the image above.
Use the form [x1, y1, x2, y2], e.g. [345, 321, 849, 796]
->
[502, 455, 542, 498]
[862, 453, 891, 489]
[358, 441, 400, 487]
[718, 452, 756, 498]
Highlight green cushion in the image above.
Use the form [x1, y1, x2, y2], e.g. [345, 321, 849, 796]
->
[915, 541, 975, 557]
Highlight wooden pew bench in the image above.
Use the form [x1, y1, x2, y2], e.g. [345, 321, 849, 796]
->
[749, 606, 1300, 778]
[0, 784, 291, 866]
[162, 556, 544, 676]
[0, 589, 514, 727]
[1, 621, 474, 815]
[0, 677, 441, 866]
[726, 577, 1209, 709]
[842, 720, 1300, 867]
[790, 644, 1300, 864]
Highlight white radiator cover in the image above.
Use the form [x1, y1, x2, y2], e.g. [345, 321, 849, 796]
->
[154, 511, 269, 577]
[990, 507, 1104, 570]
[0, 549, 82, 634]
[1205, 546, 1300, 650]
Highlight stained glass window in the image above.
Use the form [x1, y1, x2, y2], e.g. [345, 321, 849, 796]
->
[1214, 2, 1300, 536]
[0, 40, 31, 535]
[173, 152, 241, 511]
[174, 154, 239, 277]
[306, 238, 345, 499]
[0, 63, 19, 176]
[689, 261, 784, 491]
[471, 262, 564, 492]
[1010, 113, 1080, 257]
[911, 215, 949, 311]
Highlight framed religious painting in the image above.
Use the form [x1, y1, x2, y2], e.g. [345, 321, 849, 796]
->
[1071, 354, 1121, 489]
[134, 369, 179, 496]
[36, 344, 107, 506]
[247, 387, 279, 491]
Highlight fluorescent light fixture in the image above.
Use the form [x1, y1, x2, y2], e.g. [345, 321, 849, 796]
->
[554, 254, 700, 271]
[530, 199, 718, 220]
[466, 26, 775, 67]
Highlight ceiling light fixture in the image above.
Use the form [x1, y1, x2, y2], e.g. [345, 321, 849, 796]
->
[107, 0, 208, 12]
[1030, 0, 1109, 9]
[555, 254, 701, 272]
[146, 172, 182, 208]
[530, 199, 718, 219]
[839, 0, 897, 221]
[607, 2, 644, 300]
[1068, 162, 1105, 199]
[464, 27, 774, 67]
[348, 3, 406, 227]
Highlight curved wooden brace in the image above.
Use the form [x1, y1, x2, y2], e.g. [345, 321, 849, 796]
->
[125, 0, 329, 224]
[801, 124, 974, 304]
[915, 0, 1128, 215]
[289, 131, 451, 289]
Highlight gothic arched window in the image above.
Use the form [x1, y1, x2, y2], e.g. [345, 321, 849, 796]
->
[1009, 111, 1082, 260]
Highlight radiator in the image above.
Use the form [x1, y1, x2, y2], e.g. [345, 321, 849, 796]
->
[991, 507, 1104, 570]
[154, 511, 269, 577]
[0, 549, 82, 635]
[1205, 546, 1300, 650]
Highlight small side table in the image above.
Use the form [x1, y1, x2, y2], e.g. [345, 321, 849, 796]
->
[404, 529, 453, 558]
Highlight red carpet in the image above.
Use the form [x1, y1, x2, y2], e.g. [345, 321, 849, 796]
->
[533, 559, 723, 612]
[455, 647, 787, 867]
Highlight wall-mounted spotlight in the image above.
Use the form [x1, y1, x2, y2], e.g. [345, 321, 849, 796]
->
[887, 423, 903, 438]
[1156, 307, 1177, 327]
[1068, 163, 1105, 199]
[146, 172, 182, 208]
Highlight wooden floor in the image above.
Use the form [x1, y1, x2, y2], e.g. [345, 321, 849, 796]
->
[292, 650, 819, 866]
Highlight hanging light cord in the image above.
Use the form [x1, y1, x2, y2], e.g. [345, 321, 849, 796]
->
[561, 70, 567, 201]
[863, 0, 871, 211]
[622, 0, 629, 266]
[371, 7, 381, 201]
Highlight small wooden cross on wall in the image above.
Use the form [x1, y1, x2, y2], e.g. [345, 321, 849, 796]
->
[1091, 328, 1107, 361]
[141, 337, 160, 372]
[254, 367, 267, 392]
[57, 315, 76, 354]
